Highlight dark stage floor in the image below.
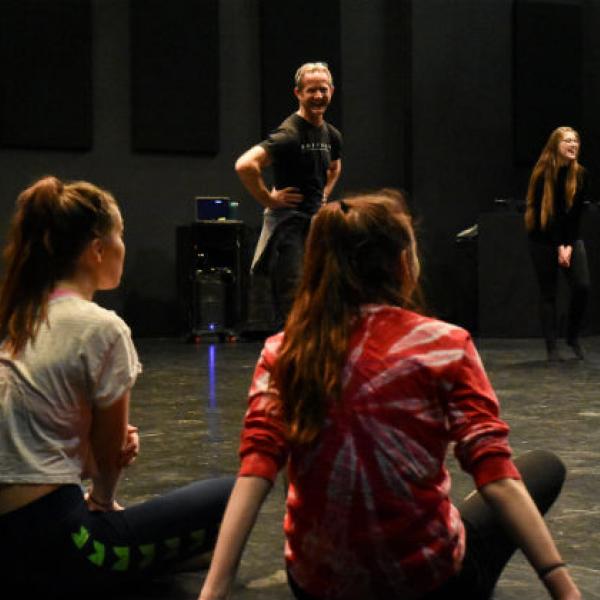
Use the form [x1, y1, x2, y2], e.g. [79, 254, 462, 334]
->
[114, 335, 600, 600]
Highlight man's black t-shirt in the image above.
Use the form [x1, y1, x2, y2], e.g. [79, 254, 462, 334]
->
[260, 113, 342, 215]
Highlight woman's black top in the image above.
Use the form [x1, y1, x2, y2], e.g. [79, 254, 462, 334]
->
[528, 166, 589, 246]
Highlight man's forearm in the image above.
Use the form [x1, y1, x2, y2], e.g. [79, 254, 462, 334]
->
[235, 146, 273, 208]
[323, 160, 342, 200]
[237, 166, 273, 208]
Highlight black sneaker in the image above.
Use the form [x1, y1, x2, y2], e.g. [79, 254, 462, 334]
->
[567, 339, 585, 360]
[547, 347, 564, 362]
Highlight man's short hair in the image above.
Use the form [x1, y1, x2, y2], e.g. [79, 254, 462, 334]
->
[294, 62, 333, 90]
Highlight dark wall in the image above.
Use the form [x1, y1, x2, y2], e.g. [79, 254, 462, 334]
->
[1, 0, 599, 336]
[583, 0, 600, 177]
[411, 0, 516, 322]
[411, 0, 600, 330]
[260, 0, 342, 137]
[0, 0, 263, 336]
[341, 0, 412, 192]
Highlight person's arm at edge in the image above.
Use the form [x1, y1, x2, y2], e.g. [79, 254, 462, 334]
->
[479, 477, 580, 600]
[322, 158, 342, 203]
[87, 391, 130, 510]
[199, 475, 273, 600]
[447, 336, 579, 598]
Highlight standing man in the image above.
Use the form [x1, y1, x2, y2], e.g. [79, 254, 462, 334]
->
[235, 61, 342, 327]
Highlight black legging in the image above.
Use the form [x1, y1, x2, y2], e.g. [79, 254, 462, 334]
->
[529, 239, 590, 347]
[0, 476, 234, 599]
[288, 450, 566, 600]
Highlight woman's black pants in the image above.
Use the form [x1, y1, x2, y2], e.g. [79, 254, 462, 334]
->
[528, 239, 590, 349]
[0, 476, 235, 599]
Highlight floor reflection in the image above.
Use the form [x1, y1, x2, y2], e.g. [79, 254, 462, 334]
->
[115, 336, 600, 600]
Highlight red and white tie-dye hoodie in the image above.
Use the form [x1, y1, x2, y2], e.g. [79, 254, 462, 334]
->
[239, 304, 521, 600]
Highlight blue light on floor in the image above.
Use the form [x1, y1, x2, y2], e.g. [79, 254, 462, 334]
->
[208, 343, 217, 409]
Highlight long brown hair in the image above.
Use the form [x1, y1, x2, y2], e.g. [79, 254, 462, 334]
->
[0, 176, 117, 355]
[272, 192, 421, 445]
[525, 126, 584, 231]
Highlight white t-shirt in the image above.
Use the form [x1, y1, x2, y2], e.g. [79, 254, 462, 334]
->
[0, 295, 142, 484]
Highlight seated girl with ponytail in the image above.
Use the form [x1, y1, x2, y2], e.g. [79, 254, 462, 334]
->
[0, 176, 234, 598]
[199, 191, 580, 600]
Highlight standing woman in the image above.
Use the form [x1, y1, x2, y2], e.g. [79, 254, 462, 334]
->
[525, 126, 591, 361]
[0, 176, 233, 598]
[199, 193, 580, 600]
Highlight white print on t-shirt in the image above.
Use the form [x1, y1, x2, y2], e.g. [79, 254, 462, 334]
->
[300, 142, 331, 153]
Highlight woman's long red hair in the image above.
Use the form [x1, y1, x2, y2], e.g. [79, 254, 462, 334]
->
[272, 192, 421, 445]
[525, 126, 584, 232]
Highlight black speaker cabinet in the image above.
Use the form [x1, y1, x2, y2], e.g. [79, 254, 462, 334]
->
[191, 269, 228, 334]
[176, 220, 250, 337]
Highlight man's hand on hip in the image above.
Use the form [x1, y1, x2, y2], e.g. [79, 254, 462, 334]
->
[268, 187, 304, 209]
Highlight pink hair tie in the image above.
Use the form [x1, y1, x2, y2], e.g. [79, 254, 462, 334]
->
[49, 288, 81, 300]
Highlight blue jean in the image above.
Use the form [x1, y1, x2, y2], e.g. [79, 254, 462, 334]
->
[270, 216, 311, 326]
[288, 450, 566, 600]
[255, 213, 312, 328]
[0, 476, 234, 599]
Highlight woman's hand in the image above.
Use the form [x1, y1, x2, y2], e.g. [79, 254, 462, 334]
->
[119, 424, 140, 467]
[479, 478, 581, 600]
[82, 424, 138, 478]
[197, 477, 273, 600]
[542, 566, 582, 600]
[84, 488, 124, 512]
[558, 245, 573, 268]
[89, 392, 130, 513]
[198, 587, 229, 600]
